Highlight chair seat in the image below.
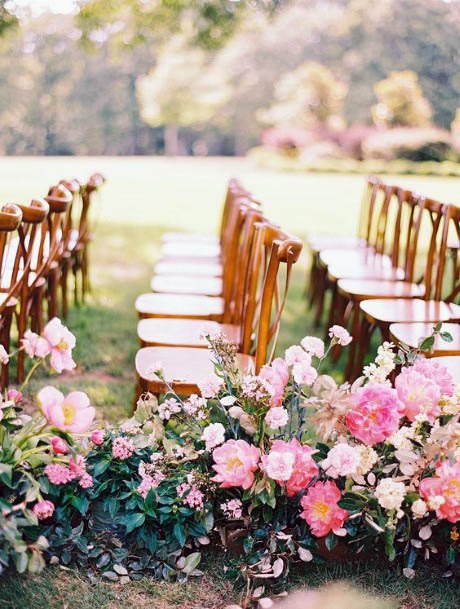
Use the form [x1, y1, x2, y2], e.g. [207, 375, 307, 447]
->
[390, 322, 460, 356]
[320, 249, 390, 269]
[328, 263, 405, 282]
[338, 279, 425, 301]
[151, 275, 223, 296]
[360, 298, 460, 325]
[137, 318, 240, 347]
[426, 356, 460, 383]
[160, 241, 221, 259]
[135, 293, 224, 321]
[136, 346, 254, 395]
[162, 232, 219, 246]
[308, 234, 364, 253]
[154, 260, 223, 277]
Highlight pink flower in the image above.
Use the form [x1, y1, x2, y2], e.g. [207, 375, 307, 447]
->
[300, 481, 348, 537]
[91, 429, 105, 445]
[198, 373, 224, 399]
[201, 422, 226, 451]
[292, 359, 317, 386]
[45, 463, 75, 485]
[329, 325, 352, 346]
[112, 436, 135, 460]
[285, 345, 311, 366]
[42, 317, 76, 373]
[7, 389, 22, 404]
[0, 345, 9, 365]
[22, 330, 50, 358]
[50, 436, 69, 455]
[33, 500, 55, 520]
[412, 358, 454, 397]
[69, 455, 87, 477]
[265, 407, 289, 429]
[321, 443, 360, 478]
[79, 473, 94, 489]
[212, 439, 260, 490]
[395, 368, 441, 422]
[419, 460, 460, 523]
[262, 439, 318, 496]
[259, 358, 289, 407]
[300, 336, 325, 358]
[346, 383, 403, 446]
[37, 386, 95, 433]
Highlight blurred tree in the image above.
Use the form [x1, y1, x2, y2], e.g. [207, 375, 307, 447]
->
[136, 38, 230, 155]
[451, 108, 460, 153]
[372, 71, 432, 128]
[258, 61, 347, 129]
[0, 0, 17, 37]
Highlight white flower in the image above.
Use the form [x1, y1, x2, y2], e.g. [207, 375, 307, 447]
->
[228, 405, 244, 419]
[321, 443, 360, 478]
[158, 398, 181, 420]
[387, 426, 416, 450]
[221, 395, 237, 407]
[363, 342, 395, 383]
[201, 422, 226, 451]
[292, 360, 317, 385]
[427, 495, 445, 510]
[355, 445, 378, 476]
[374, 478, 406, 511]
[411, 499, 428, 519]
[328, 325, 352, 346]
[284, 345, 311, 366]
[300, 336, 325, 359]
[148, 361, 164, 378]
[263, 450, 295, 481]
[265, 407, 289, 430]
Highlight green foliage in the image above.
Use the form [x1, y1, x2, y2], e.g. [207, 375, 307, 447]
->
[362, 128, 456, 162]
[0, 1, 17, 38]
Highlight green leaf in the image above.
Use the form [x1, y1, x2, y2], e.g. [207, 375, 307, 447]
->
[14, 552, 28, 574]
[0, 463, 13, 486]
[419, 336, 435, 352]
[182, 552, 201, 574]
[173, 522, 187, 547]
[440, 331, 453, 343]
[124, 512, 145, 534]
[71, 495, 89, 515]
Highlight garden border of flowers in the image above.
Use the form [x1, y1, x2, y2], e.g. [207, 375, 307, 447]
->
[1, 319, 459, 607]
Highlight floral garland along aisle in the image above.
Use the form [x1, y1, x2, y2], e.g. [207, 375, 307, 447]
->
[0, 319, 459, 607]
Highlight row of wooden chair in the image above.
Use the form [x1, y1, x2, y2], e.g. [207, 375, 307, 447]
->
[134, 179, 303, 398]
[0, 173, 104, 387]
[307, 177, 460, 380]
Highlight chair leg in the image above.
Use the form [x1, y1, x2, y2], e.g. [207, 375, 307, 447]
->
[60, 259, 69, 319]
[81, 244, 90, 302]
[353, 316, 373, 380]
[16, 298, 29, 384]
[345, 303, 360, 381]
[48, 267, 59, 320]
[313, 267, 327, 327]
[0, 311, 13, 389]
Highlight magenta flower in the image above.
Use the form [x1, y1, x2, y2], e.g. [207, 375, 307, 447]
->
[300, 480, 348, 537]
[38, 386, 95, 433]
[33, 500, 55, 520]
[91, 429, 105, 445]
[212, 439, 260, 489]
[259, 358, 289, 406]
[395, 368, 441, 422]
[346, 383, 403, 446]
[42, 318, 76, 373]
[7, 389, 22, 404]
[50, 436, 69, 455]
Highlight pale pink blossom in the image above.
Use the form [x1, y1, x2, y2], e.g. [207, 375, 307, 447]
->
[44, 463, 75, 485]
[292, 359, 317, 386]
[138, 472, 165, 498]
[346, 383, 403, 446]
[79, 473, 94, 489]
[419, 460, 460, 523]
[69, 455, 87, 477]
[198, 373, 224, 398]
[412, 358, 454, 397]
[259, 358, 290, 406]
[0, 345, 9, 365]
[158, 398, 181, 420]
[221, 498, 243, 519]
[42, 318, 76, 373]
[300, 336, 325, 358]
[38, 386, 95, 433]
[212, 439, 260, 489]
[395, 368, 441, 423]
[112, 436, 135, 460]
[262, 446, 295, 481]
[91, 429, 105, 445]
[321, 443, 361, 478]
[33, 500, 55, 520]
[285, 345, 311, 366]
[329, 325, 352, 346]
[262, 439, 318, 496]
[265, 407, 289, 430]
[7, 389, 22, 403]
[300, 480, 348, 537]
[22, 330, 50, 358]
[201, 422, 226, 451]
[50, 436, 69, 455]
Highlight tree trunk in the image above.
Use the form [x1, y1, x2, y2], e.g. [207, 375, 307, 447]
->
[164, 124, 179, 156]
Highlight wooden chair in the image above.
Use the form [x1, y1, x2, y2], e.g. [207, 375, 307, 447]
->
[136, 198, 260, 322]
[57, 178, 81, 318]
[138, 207, 265, 348]
[135, 222, 302, 398]
[354, 203, 460, 378]
[390, 322, 460, 357]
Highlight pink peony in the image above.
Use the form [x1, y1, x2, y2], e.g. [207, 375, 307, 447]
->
[300, 480, 348, 537]
[300, 336, 325, 358]
[321, 443, 361, 478]
[212, 439, 260, 490]
[412, 358, 454, 397]
[259, 358, 289, 406]
[38, 386, 95, 433]
[285, 345, 311, 366]
[329, 325, 352, 346]
[395, 368, 441, 422]
[22, 329, 50, 358]
[7, 389, 22, 404]
[198, 373, 224, 399]
[419, 460, 460, 523]
[265, 407, 289, 430]
[42, 317, 76, 373]
[292, 359, 318, 386]
[346, 383, 403, 446]
[112, 436, 135, 460]
[50, 436, 69, 455]
[262, 439, 318, 496]
[33, 500, 55, 520]
[91, 429, 105, 445]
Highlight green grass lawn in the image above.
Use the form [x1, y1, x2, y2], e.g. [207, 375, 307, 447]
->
[1, 157, 459, 608]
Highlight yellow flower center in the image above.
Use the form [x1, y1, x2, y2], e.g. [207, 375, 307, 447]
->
[58, 338, 69, 351]
[313, 501, 330, 521]
[226, 456, 243, 471]
[62, 401, 76, 425]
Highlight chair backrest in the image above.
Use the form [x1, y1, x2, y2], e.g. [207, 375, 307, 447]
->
[45, 184, 73, 267]
[14, 198, 50, 286]
[77, 173, 105, 247]
[239, 221, 302, 372]
[358, 175, 381, 243]
[428, 202, 460, 302]
[0, 204, 23, 311]
[219, 178, 251, 243]
[59, 178, 81, 252]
